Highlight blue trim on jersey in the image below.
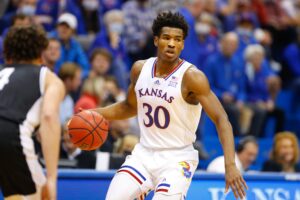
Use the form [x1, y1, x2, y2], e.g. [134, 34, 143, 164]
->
[157, 183, 170, 188]
[120, 165, 146, 181]
[151, 58, 158, 78]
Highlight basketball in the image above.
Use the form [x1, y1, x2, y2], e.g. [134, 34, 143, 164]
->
[67, 110, 109, 151]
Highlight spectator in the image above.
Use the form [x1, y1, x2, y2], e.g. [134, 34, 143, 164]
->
[260, 0, 295, 61]
[116, 134, 139, 156]
[89, 9, 129, 90]
[74, 77, 106, 113]
[42, 38, 61, 71]
[16, 0, 37, 16]
[34, 0, 60, 31]
[254, 29, 282, 74]
[283, 30, 300, 73]
[179, 0, 203, 67]
[280, 0, 300, 27]
[195, 12, 219, 69]
[77, 0, 101, 34]
[122, 0, 156, 62]
[58, 62, 82, 125]
[59, 122, 97, 169]
[235, 12, 258, 61]
[1, 13, 32, 37]
[1, 14, 32, 65]
[2, 0, 59, 32]
[103, 76, 126, 104]
[60, 0, 90, 35]
[283, 28, 300, 112]
[100, 0, 122, 14]
[89, 48, 113, 78]
[262, 131, 300, 173]
[0, 13, 32, 64]
[207, 136, 258, 173]
[11, 12, 32, 26]
[0, 0, 19, 32]
[253, 29, 281, 101]
[50, 13, 90, 78]
[203, 0, 217, 14]
[100, 119, 131, 153]
[150, 0, 181, 13]
[216, 0, 238, 31]
[244, 44, 284, 137]
[205, 32, 246, 135]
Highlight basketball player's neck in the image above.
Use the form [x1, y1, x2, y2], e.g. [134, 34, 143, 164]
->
[156, 58, 181, 76]
[6, 58, 42, 66]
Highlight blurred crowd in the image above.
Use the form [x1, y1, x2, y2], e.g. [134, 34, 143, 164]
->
[0, 0, 299, 172]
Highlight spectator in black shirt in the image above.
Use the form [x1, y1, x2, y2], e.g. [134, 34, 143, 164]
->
[262, 131, 300, 173]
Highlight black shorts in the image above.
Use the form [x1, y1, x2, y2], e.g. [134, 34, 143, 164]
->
[0, 119, 38, 197]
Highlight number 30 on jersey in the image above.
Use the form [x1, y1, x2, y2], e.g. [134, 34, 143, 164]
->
[142, 103, 170, 129]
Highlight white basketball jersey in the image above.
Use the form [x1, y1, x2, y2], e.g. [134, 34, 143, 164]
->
[135, 57, 202, 149]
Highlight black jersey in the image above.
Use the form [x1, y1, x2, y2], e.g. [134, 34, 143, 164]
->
[0, 64, 47, 197]
[0, 64, 46, 125]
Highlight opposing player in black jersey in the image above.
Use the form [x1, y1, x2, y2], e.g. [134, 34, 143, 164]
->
[0, 26, 65, 199]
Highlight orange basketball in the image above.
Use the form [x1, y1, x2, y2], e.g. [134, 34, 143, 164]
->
[67, 110, 109, 151]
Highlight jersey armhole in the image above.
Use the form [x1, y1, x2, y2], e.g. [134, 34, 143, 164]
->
[134, 58, 155, 91]
[39, 67, 48, 95]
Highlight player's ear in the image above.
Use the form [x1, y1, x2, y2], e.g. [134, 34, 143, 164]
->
[154, 36, 158, 47]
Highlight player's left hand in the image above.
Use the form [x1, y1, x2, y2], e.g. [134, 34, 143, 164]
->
[225, 164, 248, 199]
[41, 178, 57, 200]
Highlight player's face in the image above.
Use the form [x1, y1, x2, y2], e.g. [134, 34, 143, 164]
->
[154, 27, 184, 62]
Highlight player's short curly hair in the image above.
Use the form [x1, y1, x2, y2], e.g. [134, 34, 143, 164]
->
[4, 26, 48, 62]
[152, 11, 188, 39]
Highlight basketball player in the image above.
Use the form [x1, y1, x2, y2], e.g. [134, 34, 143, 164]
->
[92, 12, 247, 200]
[0, 26, 65, 199]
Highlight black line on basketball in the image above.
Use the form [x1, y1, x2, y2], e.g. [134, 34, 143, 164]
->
[90, 128, 94, 150]
[74, 118, 104, 145]
[90, 112, 104, 143]
[88, 111, 97, 149]
[73, 117, 102, 144]
[73, 129, 92, 145]
[69, 128, 93, 131]
[74, 114, 95, 129]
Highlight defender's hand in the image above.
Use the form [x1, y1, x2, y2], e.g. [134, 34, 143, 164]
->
[42, 178, 57, 200]
[225, 164, 248, 199]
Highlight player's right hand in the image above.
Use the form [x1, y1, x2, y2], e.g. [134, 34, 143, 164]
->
[42, 178, 57, 200]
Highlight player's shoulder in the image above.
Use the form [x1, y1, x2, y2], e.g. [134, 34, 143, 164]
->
[184, 65, 207, 84]
[130, 59, 147, 83]
[45, 68, 64, 88]
[132, 59, 147, 71]
[183, 65, 210, 94]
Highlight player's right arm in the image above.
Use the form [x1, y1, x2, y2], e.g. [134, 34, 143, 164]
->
[39, 70, 65, 200]
[93, 60, 145, 120]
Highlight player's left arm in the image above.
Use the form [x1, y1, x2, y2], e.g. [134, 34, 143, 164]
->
[183, 67, 248, 199]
